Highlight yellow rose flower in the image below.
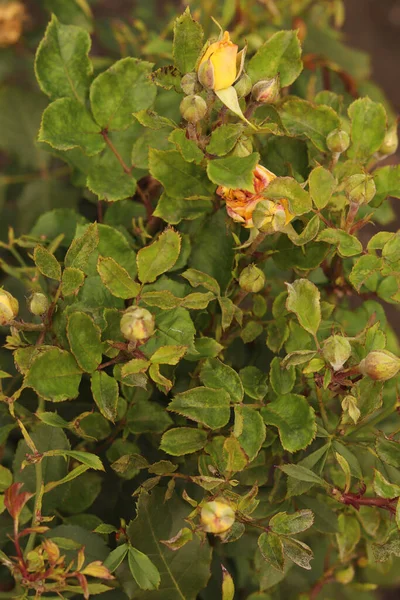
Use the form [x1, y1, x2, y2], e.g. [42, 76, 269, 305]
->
[0, 289, 19, 326]
[217, 164, 294, 229]
[198, 31, 244, 91]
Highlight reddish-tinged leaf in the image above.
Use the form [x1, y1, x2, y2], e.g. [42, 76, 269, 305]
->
[76, 572, 89, 600]
[81, 560, 115, 579]
[4, 483, 34, 519]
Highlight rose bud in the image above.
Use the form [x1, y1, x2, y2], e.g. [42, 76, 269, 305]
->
[120, 307, 155, 342]
[379, 122, 398, 157]
[181, 72, 202, 95]
[0, 2, 25, 48]
[29, 292, 49, 316]
[326, 128, 350, 154]
[323, 335, 351, 371]
[200, 500, 235, 534]
[197, 31, 245, 91]
[252, 199, 293, 233]
[180, 94, 207, 123]
[344, 173, 376, 205]
[0, 289, 19, 326]
[239, 264, 265, 293]
[251, 76, 280, 104]
[358, 350, 400, 382]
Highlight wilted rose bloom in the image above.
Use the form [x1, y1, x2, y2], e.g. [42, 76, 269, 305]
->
[197, 31, 244, 91]
[0, 2, 25, 48]
[217, 164, 293, 229]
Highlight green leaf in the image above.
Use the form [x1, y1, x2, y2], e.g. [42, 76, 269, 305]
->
[261, 394, 316, 453]
[239, 366, 268, 400]
[127, 488, 211, 599]
[234, 406, 266, 462]
[222, 566, 235, 600]
[33, 245, 62, 281]
[160, 427, 208, 456]
[91, 371, 119, 422]
[128, 547, 160, 591]
[279, 464, 330, 489]
[281, 350, 317, 368]
[287, 214, 320, 247]
[90, 57, 156, 131]
[336, 514, 360, 561]
[35, 15, 92, 103]
[62, 267, 85, 296]
[317, 229, 363, 257]
[43, 0, 93, 31]
[150, 345, 187, 365]
[373, 469, 400, 499]
[270, 357, 295, 395]
[376, 437, 400, 468]
[25, 348, 82, 402]
[65, 222, 99, 269]
[200, 358, 243, 403]
[134, 109, 176, 130]
[44, 449, 104, 471]
[206, 124, 244, 156]
[349, 254, 382, 291]
[373, 165, 400, 205]
[279, 99, 340, 152]
[247, 30, 302, 87]
[282, 538, 313, 570]
[348, 97, 387, 161]
[87, 159, 137, 202]
[265, 177, 311, 216]
[141, 307, 195, 357]
[137, 229, 181, 284]
[309, 166, 336, 210]
[168, 387, 231, 429]
[270, 510, 314, 535]
[150, 149, 214, 199]
[223, 436, 248, 472]
[153, 194, 211, 225]
[39, 97, 104, 156]
[44, 464, 90, 493]
[207, 153, 260, 192]
[104, 543, 129, 572]
[182, 268, 220, 295]
[0, 465, 12, 492]
[97, 256, 140, 299]
[126, 401, 172, 435]
[169, 129, 204, 164]
[258, 532, 285, 572]
[150, 65, 181, 92]
[286, 278, 321, 336]
[67, 311, 103, 373]
[173, 7, 204, 74]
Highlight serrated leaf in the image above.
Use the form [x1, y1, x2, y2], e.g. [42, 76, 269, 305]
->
[317, 228, 363, 257]
[234, 406, 266, 462]
[39, 97, 104, 156]
[336, 514, 360, 561]
[223, 436, 248, 472]
[200, 358, 243, 403]
[33, 245, 61, 280]
[287, 214, 320, 246]
[279, 99, 340, 152]
[309, 166, 336, 210]
[62, 267, 85, 296]
[207, 152, 259, 192]
[270, 357, 295, 395]
[91, 371, 119, 422]
[160, 427, 208, 456]
[35, 15, 92, 103]
[90, 57, 156, 131]
[168, 387, 231, 429]
[261, 394, 316, 453]
[97, 256, 140, 299]
[348, 97, 387, 161]
[25, 348, 82, 402]
[104, 543, 129, 572]
[265, 177, 311, 216]
[173, 7, 204, 74]
[247, 30, 302, 87]
[67, 311, 103, 373]
[137, 229, 181, 283]
[206, 123, 244, 156]
[373, 469, 400, 499]
[282, 537, 313, 570]
[286, 278, 321, 336]
[270, 510, 314, 535]
[258, 532, 284, 572]
[169, 129, 204, 164]
[65, 222, 99, 269]
[279, 464, 330, 489]
[149, 149, 215, 199]
[182, 268, 220, 295]
[349, 254, 382, 291]
[128, 547, 160, 591]
[150, 345, 187, 365]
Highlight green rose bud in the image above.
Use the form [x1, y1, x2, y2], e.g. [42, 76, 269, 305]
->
[120, 307, 155, 342]
[323, 335, 351, 371]
[335, 565, 355, 584]
[29, 292, 49, 316]
[180, 94, 207, 123]
[0, 289, 19, 326]
[239, 264, 265, 293]
[234, 73, 252, 98]
[344, 173, 376, 205]
[180, 72, 202, 95]
[379, 122, 398, 156]
[252, 199, 288, 233]
[251, 76, 280, 104]
[359, 350, 400, 381]
[326, 128, 350, 154]
[200, 499, 235, 534]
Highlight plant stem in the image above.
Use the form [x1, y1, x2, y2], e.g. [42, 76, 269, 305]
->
[10, 320, 46, 332]
[101, 130, 132, 175]
[24, 460, 43, 556]
[245, 231, 267, 256]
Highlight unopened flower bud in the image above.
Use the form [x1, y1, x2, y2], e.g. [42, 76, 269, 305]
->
[326, 129, 350, 154]
[180, 94, 207, 123]
[200, 499, 235, 534]
[252, 199, 290, 233]
[358, 350, 400, 382]
[251, 76, 280, 104]
[29, 292, 49, 316]
[379, 122, 398, 156]
[239, 264, 265, 293]
[323, 335, 351, 371]
[120, 307, 155, 342]
[230, 136, 253, 157]
[181, 72, 202, 95]
[26, 550, 45, 572]
[0, 289, 19, 325]
[234, 73, 252, 98]
[344, 174, 376, 205]
[197, 31, 243, 91]
[335, 565, 355, 584]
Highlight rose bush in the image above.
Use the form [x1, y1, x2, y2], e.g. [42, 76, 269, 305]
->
[0, 1, 400, 599]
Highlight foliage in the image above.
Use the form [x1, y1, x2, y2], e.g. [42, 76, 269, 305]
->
[0, 1, 400, 599]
